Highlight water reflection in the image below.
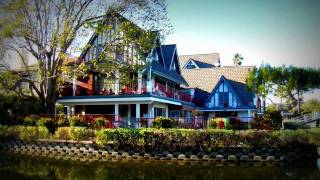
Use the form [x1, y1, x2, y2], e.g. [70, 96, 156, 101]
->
[0, 154, 319, 180]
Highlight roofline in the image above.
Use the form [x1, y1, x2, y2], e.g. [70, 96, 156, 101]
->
[205, 75, 245, 105]
[179, 53, 220, 56]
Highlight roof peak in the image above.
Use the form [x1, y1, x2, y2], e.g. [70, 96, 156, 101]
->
[179, 53, 219, 56]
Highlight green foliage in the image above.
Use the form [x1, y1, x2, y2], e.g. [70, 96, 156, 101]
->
[246, 65, 320, 112]
[0, 93, 44, 125]
[57, 114, 68, 127]
[69, 127, 94, 141]
[54, 127, 71, 140]
[283, 121, 310, 130]
[94, 117, 108, 129]
[302, 99, 320, 113]
[23, 115, 39, 126]
[36, 117, 55, 134]
[70, 115, 87, 127]
[232, 53, 243, 66]
[252, 107, 283, 129]
[153, 117, 177, 128]
[0, 125, 49, 141]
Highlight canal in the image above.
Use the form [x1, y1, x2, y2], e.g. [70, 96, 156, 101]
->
[0, 154, 319, 179]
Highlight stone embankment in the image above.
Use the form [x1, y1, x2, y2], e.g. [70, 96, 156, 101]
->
[0, 139, 316, 163]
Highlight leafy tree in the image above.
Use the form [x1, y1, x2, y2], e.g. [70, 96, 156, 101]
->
[246, 64, 320, 113]
[302, 99, 320, 113]
[232, 53, 243, 66]
[0, 0, 171, 113]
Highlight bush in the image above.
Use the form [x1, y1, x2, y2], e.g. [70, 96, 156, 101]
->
[57, 114, 68, 127]
[23, 115, 39, 126]
[36, 117, 55, 134]
[94, 117, 108, 129]
[69, 127, 94, 141]
[283, 121, 310, 130]
[70, 115, 87, 127]
[153, 117, 177, 128]
[0, 124, 8, 138]
[54, 127, 71, 140]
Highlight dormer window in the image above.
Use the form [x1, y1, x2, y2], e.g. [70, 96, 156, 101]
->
[184, 59, 199, 69]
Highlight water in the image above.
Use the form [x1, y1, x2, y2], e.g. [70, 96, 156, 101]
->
[0, 154, 319, 180]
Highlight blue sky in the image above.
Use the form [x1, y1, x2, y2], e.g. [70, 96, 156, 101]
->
[165, 0, 320, 67]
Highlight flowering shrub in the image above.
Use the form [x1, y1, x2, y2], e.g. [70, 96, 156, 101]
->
[70, 115, 86, 127]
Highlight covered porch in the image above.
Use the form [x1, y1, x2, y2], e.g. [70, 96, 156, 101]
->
[57, 95, 182, 128]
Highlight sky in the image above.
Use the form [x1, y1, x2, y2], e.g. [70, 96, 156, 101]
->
[165, 0, 320, 102]
[165, 0, 320, 68]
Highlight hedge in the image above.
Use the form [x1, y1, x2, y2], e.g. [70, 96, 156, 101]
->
[96, 128, 320, 153]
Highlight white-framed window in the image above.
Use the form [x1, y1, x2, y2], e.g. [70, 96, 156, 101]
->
[184, 59, 198, 69]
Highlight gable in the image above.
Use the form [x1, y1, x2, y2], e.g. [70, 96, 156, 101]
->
[205, 76, 245, 108]
[183, 59, 199, 69]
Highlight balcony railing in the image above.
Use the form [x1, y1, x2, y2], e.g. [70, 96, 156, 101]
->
[61, 82, 193, 103]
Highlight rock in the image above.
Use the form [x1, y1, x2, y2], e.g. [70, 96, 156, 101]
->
[190, 155, 198, 161]
[202, 155, 210, 161]
[253, 156, 262, 161]
[216, 155, 224, 161]
[266, 156, 276, 161]
[178, 154, 186, 160]
[122, 152, 129, 158]
[166, 154, 174, 159]
[228, 155, 237, 161]
[111, 152, 118, 157]
[144, 153, 151, 159]
[240, 155, 249, 161]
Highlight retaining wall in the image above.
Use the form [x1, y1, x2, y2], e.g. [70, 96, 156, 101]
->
[0, 139, 317, 163]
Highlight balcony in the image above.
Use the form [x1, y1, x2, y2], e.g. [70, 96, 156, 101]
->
[61, 81, 193, 103]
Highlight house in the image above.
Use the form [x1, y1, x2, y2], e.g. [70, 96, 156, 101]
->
[57, 16, 194, 127]
[178, 54, 259, 123]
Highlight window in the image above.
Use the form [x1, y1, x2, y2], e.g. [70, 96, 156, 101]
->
[184, 60, 198, 69]
[209, 81, 239, 108]
[154, 107, 167, 117]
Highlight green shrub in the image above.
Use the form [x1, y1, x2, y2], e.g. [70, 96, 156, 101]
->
[283, 121, 310, 130]
[54, 127, 71, 140]
[23, 115, 39, 126]
[0, 124, 8, 138]
[69, 127, 94, 141]
[36, 117, 55, 134]
[153, 117, 177, 128]
[17, 126, 49, 141]
[70, 115, 87, 127]
[94, 117, 108, 129]
[57, 114, 68, 127]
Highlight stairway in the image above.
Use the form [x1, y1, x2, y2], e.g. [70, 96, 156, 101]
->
[288, 112, 320, 128]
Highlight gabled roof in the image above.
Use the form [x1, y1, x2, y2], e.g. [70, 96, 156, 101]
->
[205, 75, 245, 105]
[180, 66, 253, 93]
[179, 53, 220, 69]
[151, 56, 188, 86]
[161, 44, 176, 69]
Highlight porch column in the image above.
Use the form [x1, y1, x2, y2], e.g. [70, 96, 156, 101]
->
[115, 70, 120, 95]
[147, 104, 154, 127]
[66, 106, 71, 118]
[136, 103, 140, 128]
[165, 107, 169, 118]
[72, 78, 76, 96]
[114, 104, 119, 128]
[137, 71, 143, 94]
[247, 110, 252, 129]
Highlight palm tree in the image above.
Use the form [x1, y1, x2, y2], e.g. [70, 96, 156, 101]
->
[233, 53, 243, 66]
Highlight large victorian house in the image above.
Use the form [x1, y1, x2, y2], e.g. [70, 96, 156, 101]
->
[57, 16, 194, 127]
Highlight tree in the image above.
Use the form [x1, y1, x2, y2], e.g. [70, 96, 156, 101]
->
[302, 99, 320, 113]
[232, 53, 243, 66]
[246, 64, 320, 114]
[0, 0, 171, 113]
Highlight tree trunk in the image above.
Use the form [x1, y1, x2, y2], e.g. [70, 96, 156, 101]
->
[45, 78, 57, 114]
